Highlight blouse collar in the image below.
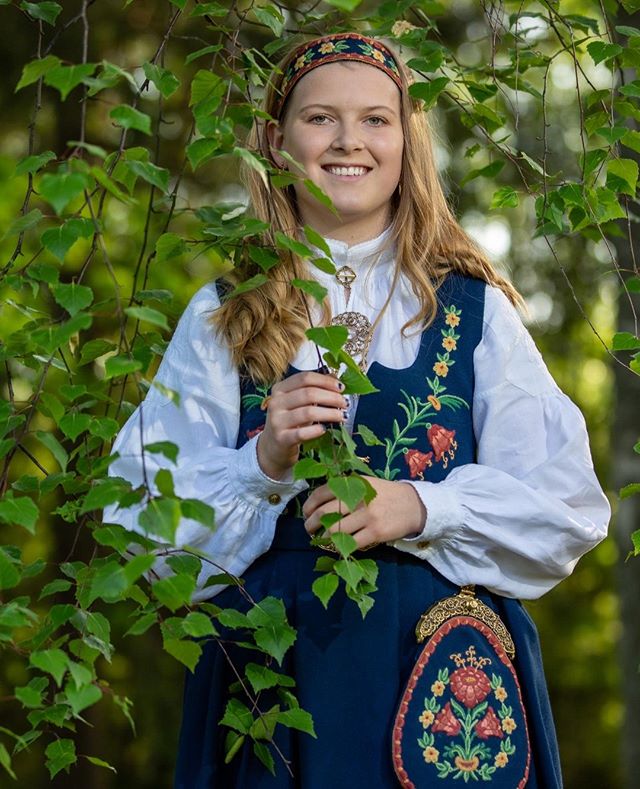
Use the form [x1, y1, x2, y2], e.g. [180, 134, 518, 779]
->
[309, 226, 396, 273]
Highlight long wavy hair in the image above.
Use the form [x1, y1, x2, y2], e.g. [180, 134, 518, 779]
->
[212, 37, 521, 385]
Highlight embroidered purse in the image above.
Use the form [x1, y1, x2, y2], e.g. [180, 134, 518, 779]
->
[392, 587, 531, 787]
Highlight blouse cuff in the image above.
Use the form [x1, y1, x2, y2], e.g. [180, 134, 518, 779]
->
[227, 435, 308, 514]
[393, 480, 465, 549]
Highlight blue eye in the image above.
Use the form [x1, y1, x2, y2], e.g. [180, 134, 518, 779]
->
[309, 114, 330, 124]
[366, 116, 386, 126]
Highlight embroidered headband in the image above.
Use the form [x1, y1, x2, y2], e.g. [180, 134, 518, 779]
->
[276, 33, 403, 116]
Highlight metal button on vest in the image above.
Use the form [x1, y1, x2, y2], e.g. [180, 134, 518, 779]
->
[268, 493, 281, 505]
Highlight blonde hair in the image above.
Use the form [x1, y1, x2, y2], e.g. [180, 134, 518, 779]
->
[213, 38, 521, 385]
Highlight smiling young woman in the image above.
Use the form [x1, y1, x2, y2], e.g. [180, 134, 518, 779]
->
[105, 31, 610, 788]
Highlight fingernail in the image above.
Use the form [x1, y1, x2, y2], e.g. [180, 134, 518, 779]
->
[343, 396, 350, 408]
[342, 410, 348, 420]
[337, 381, 345, 391]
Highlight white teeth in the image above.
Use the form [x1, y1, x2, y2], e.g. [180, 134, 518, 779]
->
[325, 166, 368, 176]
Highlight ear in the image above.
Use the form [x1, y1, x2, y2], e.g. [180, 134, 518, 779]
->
[266, 120, 286, 168]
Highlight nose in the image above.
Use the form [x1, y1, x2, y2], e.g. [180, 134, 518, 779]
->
[330, 121, 364, 153]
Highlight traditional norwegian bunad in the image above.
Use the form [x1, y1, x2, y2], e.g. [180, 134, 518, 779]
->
[174, 275, 562, 788]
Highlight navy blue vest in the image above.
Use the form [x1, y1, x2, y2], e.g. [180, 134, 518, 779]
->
[235, 274, 485, 489]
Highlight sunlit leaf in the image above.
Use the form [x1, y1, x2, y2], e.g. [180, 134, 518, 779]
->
[45, 739, 76, 778]
[110, 105, 152, 135]
[19, 1, 62, 25]
[15, 55, 61, 92]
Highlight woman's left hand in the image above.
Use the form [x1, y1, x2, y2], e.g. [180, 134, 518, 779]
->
[302, 477, 427, 549]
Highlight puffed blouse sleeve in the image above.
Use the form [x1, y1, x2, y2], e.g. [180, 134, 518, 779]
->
[102, 283, 307, 600]
[393, 286, 611, 600]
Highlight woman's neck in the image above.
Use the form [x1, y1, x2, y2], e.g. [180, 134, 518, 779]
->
[301, 211, 391, 247]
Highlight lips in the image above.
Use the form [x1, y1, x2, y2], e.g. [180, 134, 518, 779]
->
[322, 165, 371, 176]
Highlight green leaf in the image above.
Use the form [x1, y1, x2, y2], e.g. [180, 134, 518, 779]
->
[217, 608, 253, 629]
[277, 707, 316, 736]
[45, 739, 76, 778]
[82, 477, 131, 512]
[293, 457, 327, 480]
[291, 278, 327, 304]
[253, 4, 284, 37]
[90, 165, 136, 205]
[79, 339, 116, 366]
[252, 741, 275, 774]
[275, 231, 313, 258]
[190, 69, 224, 107]
[142, 62, 180, 98]
[44, 63, 96, 100]
[355, 424, 384, 446]
[3, 208, 43, 238]
[312, 573, 339, 608]
[153, 574, 196, 611]
[88, 417, 120, 440]
[126, 160, 170, 193]
[145, 441, 179, 464]
[612, 331, 640, 351]
[228, 274, 268, 298]
[40, 172, 90, 215]
[154, 469, 175, 497]
[327, 475, 368, 512]
[334, 558, 365, 587]
[59, 412, 92, 441]
[138, 498, 181, 542]
[15, 55, 61, 92]
[156, 232, 187, 262]
[185, 44, 223, 65]
[181, 499, 216, 528]
[310, 256, 336, 275]
[104, 355, 143, 379]
[303, 178, 336, 212]
[110, 105, 152, 135]
[125, 612, 157, 636]
[125, 305, 169, 331]
[41, 217, 94, 261]
[324, 0, 362, 10]
[0, 494, 39, 533]
[220, 698, 253, 734]
[83, 756, 117, 773]
[621, 483, 640, 499]
[182, 612, 217, 637]
[248, 245, 280, 272]
[187, 137, 221, 170]
[0, 549, 21, 590]
[461, 160, 505, 186]
[631, 529, 640, 556]
[329, 531, 358, 558]
[20, 1, 62, 25]
[35, 430, 68, 472]
[39, 579, 73, 599]
[30, 649, 69, 687]
[303, 225, 332, 257]
[233, 146, 268, 187]
[67, 139, 108, 158]
[65, 681, 102, 716]
[409, 77, 449, 108]
[587, 41, 623, 66]
[15, 150, 56, 176]
[490, 186, 519, 209]
[306, 325, 348, 353]
[0, 743, 16, 780]
[51, 282, 94, 316]
[606, 158, 638, 196]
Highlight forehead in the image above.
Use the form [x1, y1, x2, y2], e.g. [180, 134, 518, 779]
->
[286, 61, 401, 112]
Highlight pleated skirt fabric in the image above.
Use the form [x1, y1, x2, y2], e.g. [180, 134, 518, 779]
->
[174, 518, 562, 788]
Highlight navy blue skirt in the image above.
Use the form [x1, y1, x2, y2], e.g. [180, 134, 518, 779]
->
[174, 517, 562, 788]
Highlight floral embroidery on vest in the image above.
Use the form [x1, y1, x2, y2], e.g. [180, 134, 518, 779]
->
[378, 303, 468, 481]
[416, 646, 518, 780]
[240, 382, 270, 440]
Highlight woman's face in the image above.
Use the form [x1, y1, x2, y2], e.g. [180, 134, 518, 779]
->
[268, 61, 404, 242]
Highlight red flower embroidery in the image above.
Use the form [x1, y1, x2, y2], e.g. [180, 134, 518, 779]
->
[427, 424, 457, 463]
[450, 666, 491, 708]
[246, 424, 265, 439]
[474, 707, 504, 740]
[405, 449, 433, 479]
[431, 702, 461, 736]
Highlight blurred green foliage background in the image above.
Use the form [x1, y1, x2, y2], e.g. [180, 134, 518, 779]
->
[0, 0, 632, 787]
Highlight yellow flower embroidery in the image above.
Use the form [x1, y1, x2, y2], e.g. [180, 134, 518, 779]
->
[433, 361, 449, 377]
[502, 717, 517, 734]
[319, 42, 336, 54]
[423, 746, 439, 764]
[295, 55, 307, 70]
[419, 709, 435, 728]
[442, 336, 457, 351]
[431, 680, 445, 697]
[495, 752, 509, 768]
[372, 48, 385, 63]
[427, 394, 441, 411]
[494, 686, 508, 702]
[445, 312, 461, 328]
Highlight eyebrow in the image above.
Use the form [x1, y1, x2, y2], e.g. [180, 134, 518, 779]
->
[297, 103, 398, 115]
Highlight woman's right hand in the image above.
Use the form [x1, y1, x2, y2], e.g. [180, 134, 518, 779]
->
[256, 371, 347, 480]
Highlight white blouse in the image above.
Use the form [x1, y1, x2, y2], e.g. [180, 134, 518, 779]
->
[104, 229, 610, 601]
